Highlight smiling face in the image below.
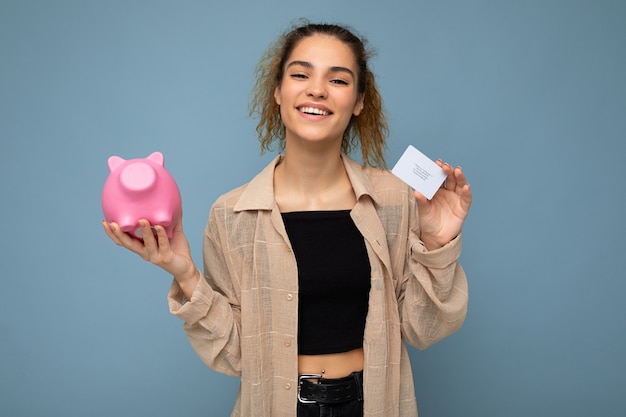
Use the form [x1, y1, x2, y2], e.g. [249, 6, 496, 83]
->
[274, 34, 364, 149]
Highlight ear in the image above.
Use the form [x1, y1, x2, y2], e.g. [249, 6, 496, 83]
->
[147, 151, 164, 166]
[353, 93, 364, 116]
[107, 156, 125, 172]
[274, 85, 282, 106]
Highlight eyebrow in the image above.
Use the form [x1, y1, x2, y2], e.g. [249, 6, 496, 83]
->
[286, 60, 355, 79]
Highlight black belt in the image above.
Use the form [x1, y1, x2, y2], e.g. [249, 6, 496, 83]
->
[298, 371, 363, 404]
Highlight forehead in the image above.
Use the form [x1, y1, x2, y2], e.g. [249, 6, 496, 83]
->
[287, 34, 358, 70]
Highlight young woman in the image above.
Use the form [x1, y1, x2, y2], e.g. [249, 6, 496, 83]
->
[103, 22, 472, 417]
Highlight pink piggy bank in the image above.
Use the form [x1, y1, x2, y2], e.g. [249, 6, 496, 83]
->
[102, 151, 182, 239]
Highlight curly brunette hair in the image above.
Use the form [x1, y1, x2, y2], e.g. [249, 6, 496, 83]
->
[249, 21, 389, 168]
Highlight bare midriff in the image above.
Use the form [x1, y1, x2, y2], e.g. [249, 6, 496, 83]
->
[298, 347, 364, 379]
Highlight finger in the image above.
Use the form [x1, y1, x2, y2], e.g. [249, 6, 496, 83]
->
[460, 183, 473, 212]
[102, 221, 124, 246]
[452, 166, 468, 192]
[413, 189, 432, 206]
[108, 221, 135, 245]
[440, 161, 454, 173]
[138, 220, 159, 254]
[154, 225, 171, 254]
[111, 221, 148, 252]
[171, 218, 184, 235]
[442, 162, 456, 190]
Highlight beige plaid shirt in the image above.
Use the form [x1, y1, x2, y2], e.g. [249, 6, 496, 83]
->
[168, 154, 468, 417]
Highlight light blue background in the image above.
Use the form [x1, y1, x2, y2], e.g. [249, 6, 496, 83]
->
[1, 1, 625, 416]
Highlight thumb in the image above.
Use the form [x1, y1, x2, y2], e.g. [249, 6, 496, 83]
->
[413, 190, 431, 207]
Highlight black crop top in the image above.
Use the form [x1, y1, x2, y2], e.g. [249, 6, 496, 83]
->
[281, 210, 371, 355]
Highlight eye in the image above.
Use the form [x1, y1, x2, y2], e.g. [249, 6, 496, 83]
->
[331, 79, 349, 86]
[290, 73, 308, 79]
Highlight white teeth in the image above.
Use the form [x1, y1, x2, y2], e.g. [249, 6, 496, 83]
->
[300, 106, 329, 116]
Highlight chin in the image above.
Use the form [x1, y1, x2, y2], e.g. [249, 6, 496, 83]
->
[289, 129, 344, 145]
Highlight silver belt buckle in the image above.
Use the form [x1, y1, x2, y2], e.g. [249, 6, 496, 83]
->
[298, 373, 323, 404]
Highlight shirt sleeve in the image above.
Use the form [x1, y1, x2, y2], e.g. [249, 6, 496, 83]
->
[167, 205, 242, 376]
[397, 196, 469, 350]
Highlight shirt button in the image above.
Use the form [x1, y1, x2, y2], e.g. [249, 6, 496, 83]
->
[285, 382, 291, 390]
[284, 339, 292, 347]
[286, 293, 293, 301]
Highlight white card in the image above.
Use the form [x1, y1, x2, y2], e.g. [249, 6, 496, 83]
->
[391, 145, 447, 200]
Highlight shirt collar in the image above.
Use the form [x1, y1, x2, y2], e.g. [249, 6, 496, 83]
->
[233, 154, 380, 212]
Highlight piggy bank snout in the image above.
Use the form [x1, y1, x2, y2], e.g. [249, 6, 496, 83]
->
[118, 162, 157, 193]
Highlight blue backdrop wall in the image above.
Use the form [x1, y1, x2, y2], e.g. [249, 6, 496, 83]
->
[1, 1, 625, 416]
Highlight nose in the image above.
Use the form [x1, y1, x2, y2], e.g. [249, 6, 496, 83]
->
[306, 78, 327, 99]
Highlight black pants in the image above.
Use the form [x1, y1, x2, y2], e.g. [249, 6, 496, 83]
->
[297, 398, 363, 417]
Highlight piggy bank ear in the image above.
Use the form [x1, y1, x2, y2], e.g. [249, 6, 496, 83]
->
[107, 156, 126, 172]
[147, 152, 164, 166]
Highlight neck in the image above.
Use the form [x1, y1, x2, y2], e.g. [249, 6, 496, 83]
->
[282, 149, 343, 190]
[274, 144, 355, 212]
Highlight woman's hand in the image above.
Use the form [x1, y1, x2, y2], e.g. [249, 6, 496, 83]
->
[102, 217, 200, 295]
[413, 161, 473, 250]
